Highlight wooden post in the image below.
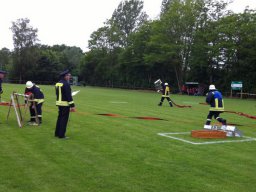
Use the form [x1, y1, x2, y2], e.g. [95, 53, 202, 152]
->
[11, 93, 22, 128]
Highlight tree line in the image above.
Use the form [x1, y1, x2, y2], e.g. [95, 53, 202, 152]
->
[1, 0, 256, 93]
[0, 18, 83, 84]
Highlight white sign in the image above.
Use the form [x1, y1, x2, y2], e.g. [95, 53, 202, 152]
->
[231, 81, 243, 90]
[231, 84, 243, 88]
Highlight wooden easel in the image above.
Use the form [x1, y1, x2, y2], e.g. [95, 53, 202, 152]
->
[7, 92, 23, 128]
[6, 92, 39, 128]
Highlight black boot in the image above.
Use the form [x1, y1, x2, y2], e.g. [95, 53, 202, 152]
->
[217, 117, 226, 125]
[205, 119, 211, 125]
[39, 117, 42, 124]
[28, 117, 35, 123]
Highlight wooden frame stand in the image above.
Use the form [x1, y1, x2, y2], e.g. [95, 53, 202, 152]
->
[6, 92, 39, 128]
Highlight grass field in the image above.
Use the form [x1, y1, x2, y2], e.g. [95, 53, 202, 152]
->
[0, 83, 256, 192]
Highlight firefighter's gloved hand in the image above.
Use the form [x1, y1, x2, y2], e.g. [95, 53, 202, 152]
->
[70, 107, 76, 112]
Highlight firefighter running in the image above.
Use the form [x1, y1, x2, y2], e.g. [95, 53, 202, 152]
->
[158, 82, 173, 107]
[205, 84, 227, 126]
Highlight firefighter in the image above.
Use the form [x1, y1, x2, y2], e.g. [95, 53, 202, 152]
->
[25, 81, 44, 125]
[55, 69, 75, 139]
[205, 84, 227, 126]
[158, 82, 173, 107]
[0, 70, 7, 102]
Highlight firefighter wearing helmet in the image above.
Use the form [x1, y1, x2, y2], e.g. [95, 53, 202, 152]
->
[24, 81, 45, 125]
[205, 84, 227, 126]
[158, 82, 173, 107]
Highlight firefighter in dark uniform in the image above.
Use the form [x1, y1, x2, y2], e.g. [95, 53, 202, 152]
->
[205, 84, 227, 126]
[158, 82, 173, 107]
[24, 81, 44, 125]
[0, 70, 7, 102]
[55, 70, 75, 139]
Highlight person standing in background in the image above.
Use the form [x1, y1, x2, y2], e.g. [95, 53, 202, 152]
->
[55, 70, 75, 139]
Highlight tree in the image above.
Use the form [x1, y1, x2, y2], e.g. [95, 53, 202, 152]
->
[10, 18, 39, 82]
[107, 0, 148, 47]
[118, 25, 151, 86]
[88, 27, 113, 51]
[34, 48, 62, 83]
[189, 0, 247, 89]
[0, 48, 12, 71]
[222, 10, 256, 92]
[145, 0, 206, 91]
[62, 46, 83, 75]
[161, 0, 174, 15]
[84, 0, 148, 87]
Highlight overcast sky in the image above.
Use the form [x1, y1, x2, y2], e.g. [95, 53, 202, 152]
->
[0, 0, 255, 52]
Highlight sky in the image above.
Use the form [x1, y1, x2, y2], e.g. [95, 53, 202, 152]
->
[0, 0, 255, 52]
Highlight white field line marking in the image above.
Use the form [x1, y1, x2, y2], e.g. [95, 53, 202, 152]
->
[158, 132, 256, 145]
[110, 101, 128, 104]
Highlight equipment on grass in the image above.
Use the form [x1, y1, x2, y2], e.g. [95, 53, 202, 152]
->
[203, 124, 243, 137]
[191, 130, 227, 139]
[225, 110, 256, 120]
[7, 93, 23, 127]
[169, 98, 191, 108]
[7, 92, 39, 128]
[0, 102, 10, 106]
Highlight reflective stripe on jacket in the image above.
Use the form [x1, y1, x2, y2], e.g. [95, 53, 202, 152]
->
[25, 85, 44, 104]
[55, 80, 75, 107]
[206, 90, 224, 111]
[161, 84, 170, 97]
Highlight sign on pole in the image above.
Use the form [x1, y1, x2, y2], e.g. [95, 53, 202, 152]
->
[231, 81, 243, 98]
[231, 81, 243, 90]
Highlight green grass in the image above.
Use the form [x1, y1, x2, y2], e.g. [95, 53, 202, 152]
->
[0, 83, 256, 192]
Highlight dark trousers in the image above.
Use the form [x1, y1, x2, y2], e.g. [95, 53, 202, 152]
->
[159, 96, 173, 107]
[30, 103, 43, 123]
[206, 111, 226, 125]
[55, 106, 70, 138]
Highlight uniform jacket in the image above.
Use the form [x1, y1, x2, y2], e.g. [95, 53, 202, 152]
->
[161, 83, 170, 97]
[25, 85, 44, 104]
[206, 90, 224, 111]
[55, 79, 75, 107]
